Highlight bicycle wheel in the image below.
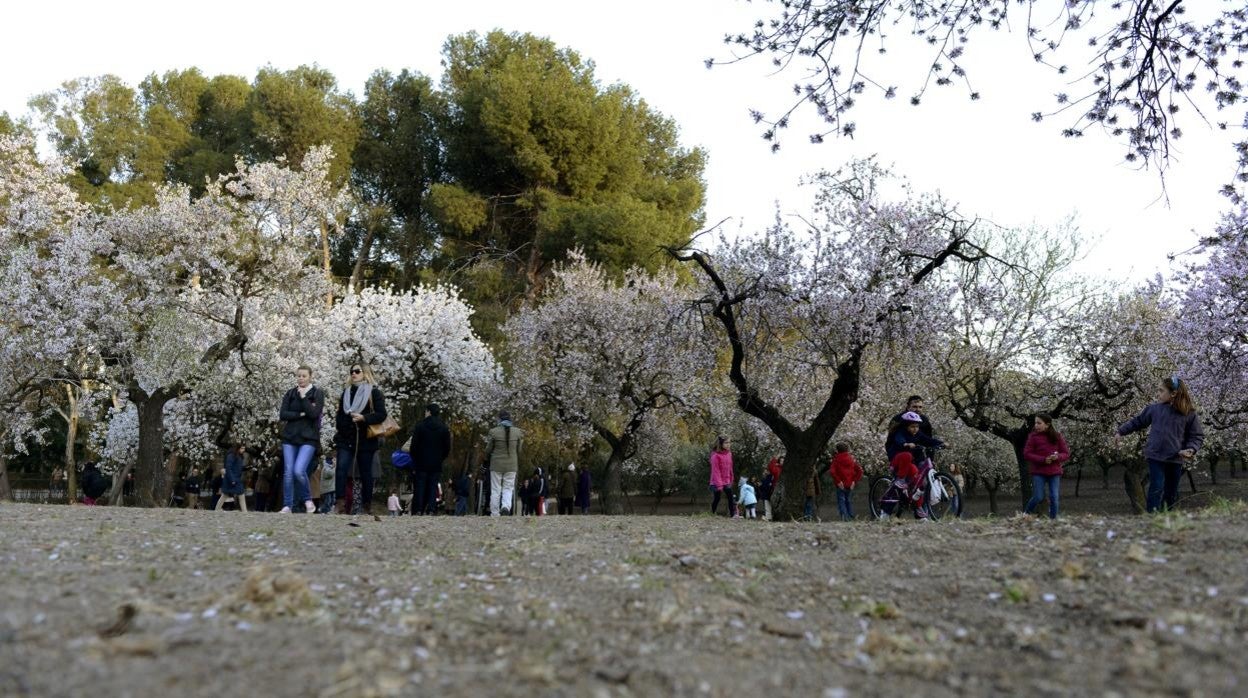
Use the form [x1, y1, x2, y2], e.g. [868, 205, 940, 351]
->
[924, 472, 963, 521]
[868, 476, 900, 519]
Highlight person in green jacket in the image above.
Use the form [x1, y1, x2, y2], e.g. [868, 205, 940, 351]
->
[485, 411, 523, 516]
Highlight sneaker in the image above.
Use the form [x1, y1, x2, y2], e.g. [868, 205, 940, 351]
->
[305, 501, 316, 514]
[501, 508, 511, 516]
[279, 506, 292, 514]
[878, 512, 890, 520]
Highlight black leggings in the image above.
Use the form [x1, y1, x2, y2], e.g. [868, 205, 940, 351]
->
[711, 487, 735, 515]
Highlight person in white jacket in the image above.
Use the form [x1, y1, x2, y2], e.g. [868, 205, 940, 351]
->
[737, 476, 758, 519]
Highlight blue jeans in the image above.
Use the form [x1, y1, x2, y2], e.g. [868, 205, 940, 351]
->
[803, 496, 815, 520]
[1024, 474, 1061, 519]
[282, 443, 316, 509]
[836, 488, 854, 520]
[455, 495, 468, 516]
[1146, 459, 1182, 513]
[319, 492, 336, 514]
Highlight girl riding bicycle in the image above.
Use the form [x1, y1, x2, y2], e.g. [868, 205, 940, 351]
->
[883, 412, 944, 519]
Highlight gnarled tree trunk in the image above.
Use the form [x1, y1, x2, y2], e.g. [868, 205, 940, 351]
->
[127, 388, 175, 507]
[0, 452, 11, 502]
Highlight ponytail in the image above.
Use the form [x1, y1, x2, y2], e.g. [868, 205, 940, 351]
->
[504, 425, 512, 453]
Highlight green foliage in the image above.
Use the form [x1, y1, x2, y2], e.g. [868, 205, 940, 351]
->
[437, 30, 706, 284]
[353, 69, 448, 287]
[0, 112, 30, 138]
[249, 65, 360, 186]
[30, 75, 156, 207]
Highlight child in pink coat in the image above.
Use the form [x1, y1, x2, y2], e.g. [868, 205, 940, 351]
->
[709, 435, 736, 517]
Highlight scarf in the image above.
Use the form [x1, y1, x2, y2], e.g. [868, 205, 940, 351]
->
[342, 382, 373, 416]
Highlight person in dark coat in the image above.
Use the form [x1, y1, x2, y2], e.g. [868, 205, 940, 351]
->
[558, 464, 577, 515]
[453, 467, 471, 516]
[333, 363, 388, 514]
[81, 461, 110, 505]
[217, 444, 249, 511]
[408, 403, 452, 515]
[576, 466, 592, 514]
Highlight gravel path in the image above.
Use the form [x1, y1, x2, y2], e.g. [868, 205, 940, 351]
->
[1, 504, 1245, 697]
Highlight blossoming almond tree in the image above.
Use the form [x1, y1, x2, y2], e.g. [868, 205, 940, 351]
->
[88, 148, 346, 505]
[0, 136, 111, 500]
[1175, 207, 1248, 441]
[502, 254, 711, 514]
[668, 160, 1000, 521]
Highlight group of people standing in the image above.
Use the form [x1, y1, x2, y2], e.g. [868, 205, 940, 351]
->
[272, 364, 594, 518]
[704, 379, 1206, 522]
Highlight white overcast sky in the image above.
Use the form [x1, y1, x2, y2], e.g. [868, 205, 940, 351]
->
[1, 0, 1236, 281]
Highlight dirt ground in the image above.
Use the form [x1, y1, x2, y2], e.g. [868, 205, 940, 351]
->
[1, 502, 1246, 698]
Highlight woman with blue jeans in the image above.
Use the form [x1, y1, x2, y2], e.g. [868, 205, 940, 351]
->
[1116, 377, 1205, 513]
[1022, 414, 1070, 519]
[278, 366, 324, 514]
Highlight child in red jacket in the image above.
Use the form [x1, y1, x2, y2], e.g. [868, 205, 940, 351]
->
[829, 442, 863, 521]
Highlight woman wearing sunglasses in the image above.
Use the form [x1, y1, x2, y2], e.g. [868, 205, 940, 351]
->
[334, 363, 388, 514]
[278, 365, 324, 513]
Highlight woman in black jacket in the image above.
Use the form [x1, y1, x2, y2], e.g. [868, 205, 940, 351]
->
[279, 365, 324, 513]
[334, 363, 387, 514]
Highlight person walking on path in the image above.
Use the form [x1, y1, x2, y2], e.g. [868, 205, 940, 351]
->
[1022, 414, 1070, 519]
[334, 363, 388, 514]
[217, 444, 248, 511]
[278, 365, 324, 514]
[1116, 377, 1205, 513]
[709, 436, 735, 517]
[485, 411, 523, 517]
[558, 464, 577, 515]
[408, 403, 452, 515]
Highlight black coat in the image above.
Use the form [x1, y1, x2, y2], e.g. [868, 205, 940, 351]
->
[409, 415, 452, 473]
[334, 385, 387, 450]
[81, 465, 110, 499]
[280, 386, 324, 446]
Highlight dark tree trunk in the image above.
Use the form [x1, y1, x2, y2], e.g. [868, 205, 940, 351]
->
[129, 389, 174, 507]
[1010, 429, 1031, 508]
[602, 446, 625, 515]
[985, 483, 999, 515]
[0, 453, 11, 502]
[775, 445, 820, 522]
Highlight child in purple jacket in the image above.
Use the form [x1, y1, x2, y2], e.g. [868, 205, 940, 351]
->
[1116, 377, 1205, 513]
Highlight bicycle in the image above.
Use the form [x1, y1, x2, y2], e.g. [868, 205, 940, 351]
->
[868, 446, 963, 521]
